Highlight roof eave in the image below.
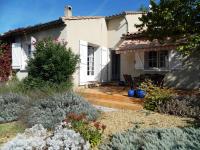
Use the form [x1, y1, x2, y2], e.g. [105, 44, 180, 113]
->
[0, 18, 65, 40]
[106, 11, 145, 20]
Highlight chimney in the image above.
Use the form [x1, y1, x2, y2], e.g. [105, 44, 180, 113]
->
[65, 5, 72, 17]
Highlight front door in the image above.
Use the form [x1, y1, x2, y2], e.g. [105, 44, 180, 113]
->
[111, 51, 120, 81]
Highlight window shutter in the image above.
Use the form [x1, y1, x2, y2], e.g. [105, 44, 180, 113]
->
[169, 50, 182, 70]
[12, 43, 22, 69]
[31, 36, 37, 57]
[79, 40, 88, 85]
[135, 51, 144, 69]
[101, 47, 109, 82]
[144, 51, 149, 69]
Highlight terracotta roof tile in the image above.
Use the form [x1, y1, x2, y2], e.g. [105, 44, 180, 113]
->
[116, 38, 177, 54]
[106, 11, 144, 19]
[0, 19, 64, 39]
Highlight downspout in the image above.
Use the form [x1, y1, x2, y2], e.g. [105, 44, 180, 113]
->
[124, 15, 129, 33]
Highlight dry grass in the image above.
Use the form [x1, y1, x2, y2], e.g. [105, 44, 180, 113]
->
[0, 121, 26, 145]
[97, 109, 194, 136]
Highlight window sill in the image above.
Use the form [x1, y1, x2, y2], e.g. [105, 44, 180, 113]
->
[144, 68, 170, 72]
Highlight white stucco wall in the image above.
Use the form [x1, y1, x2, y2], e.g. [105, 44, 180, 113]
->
[16, 26, 67, 44]
[125, 14, 143, 33]
[64, 18, 109, 86]
[107, 13, 143, 49]
[65, 18, 108, 53]
[107, 16, 127, 49]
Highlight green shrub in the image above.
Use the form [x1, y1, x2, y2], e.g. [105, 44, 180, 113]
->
[63, 113, 106, 148]
[140, 80, 173, 111]
[25, 38, 79, 89]
[157, 95, 200, 120]
[21, 76, 73, 92]
[100, 127, 200, 150]
[0, 93, 29, 123]
[25, 92, 100, 129]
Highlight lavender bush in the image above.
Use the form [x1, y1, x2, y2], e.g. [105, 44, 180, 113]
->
[157, 95, 200, 120]
[100, 127, 200, 150]
[1, 124, 90, 150]
[26, 92, 99, 129]
[0, 93, 29, 123]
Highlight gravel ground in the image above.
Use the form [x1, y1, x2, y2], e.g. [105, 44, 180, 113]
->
[97, 109, 194, 136]
[94, 105, 118, 112]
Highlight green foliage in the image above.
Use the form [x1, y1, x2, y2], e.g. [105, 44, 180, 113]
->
[25, 38, 79, 89]
[140, 80, 173, 111]
[63, 113, 106, 148]
[136, 0, 200, 56]
[22, 76, 72, 92]
[178, 34, 200, 56]
[25, 92, 99, 129]
[0, 93, 29, 123]
[100, 127, 200, 150]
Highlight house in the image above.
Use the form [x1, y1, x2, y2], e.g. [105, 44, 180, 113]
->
[0, 6, 199, 89]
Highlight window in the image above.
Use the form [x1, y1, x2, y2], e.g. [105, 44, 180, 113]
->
[87, 46, 94, 75]
[28, 44, 31, 57]
[144, 50, 169, 69]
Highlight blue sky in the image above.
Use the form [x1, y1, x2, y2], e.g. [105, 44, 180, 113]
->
[0, 0, 149, 34]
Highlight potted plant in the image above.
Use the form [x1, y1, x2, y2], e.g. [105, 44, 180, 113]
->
[128, 85, 135, 97]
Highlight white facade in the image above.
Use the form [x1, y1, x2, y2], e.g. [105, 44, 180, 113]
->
[8, 8, 198, 89]
[10, 16, 111, 85]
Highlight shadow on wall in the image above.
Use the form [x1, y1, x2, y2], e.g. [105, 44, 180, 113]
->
[95, 62, 110, 83]
[107, 17, 127, 49]
[164, 54, 200, 89]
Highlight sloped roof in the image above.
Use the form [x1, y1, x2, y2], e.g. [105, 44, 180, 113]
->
[106, 11, 144, 20]
[116, 33, 178, 54]
[0, 11, 143, 40]
[62, 16, 104, 20]
[0, 16, 105, 40]
[0, 18, 65, 40]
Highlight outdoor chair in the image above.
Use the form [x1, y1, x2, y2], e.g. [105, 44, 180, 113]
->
[123, 74, 134, 88]
[153, 74, 165, 87]
[142, 74, 165, 87]
[133, 76, 141, 88]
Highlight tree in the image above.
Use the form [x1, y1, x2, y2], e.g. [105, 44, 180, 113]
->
[136, 0, 200, 56]
[25, 38, 79, 88]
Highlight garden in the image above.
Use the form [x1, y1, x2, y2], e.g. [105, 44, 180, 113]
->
[1, 0, 200, 149]
[0, 37, 199, 149]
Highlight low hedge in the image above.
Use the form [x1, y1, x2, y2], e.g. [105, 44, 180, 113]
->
[0, 92, 99, 129]
[100, 127, 200, 150]
[157, 95, 200, 120]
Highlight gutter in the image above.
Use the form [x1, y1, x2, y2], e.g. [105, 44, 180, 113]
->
[124, 15, 129, 33]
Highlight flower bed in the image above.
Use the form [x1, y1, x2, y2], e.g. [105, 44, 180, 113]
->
[1, 124, 90, 150]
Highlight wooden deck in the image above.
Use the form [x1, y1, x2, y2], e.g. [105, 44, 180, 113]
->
[77, 86, 144, 110]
